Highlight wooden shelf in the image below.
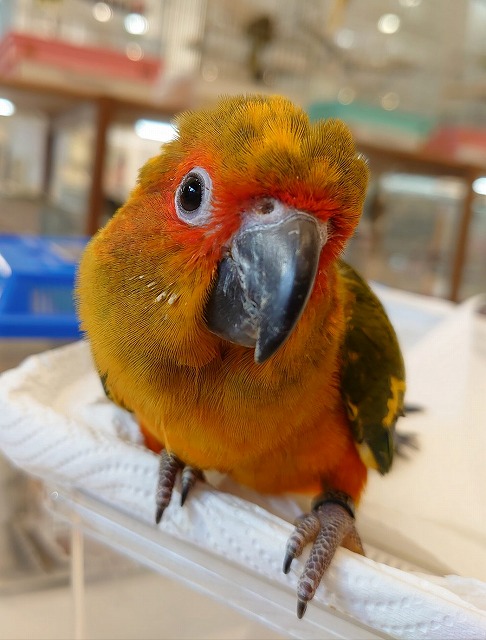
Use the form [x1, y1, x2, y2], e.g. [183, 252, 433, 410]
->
[357, 140, 486, 177]
[0, 76, 190, 236]
[1, 75, 483, 301]
[0, 75, 186, 116]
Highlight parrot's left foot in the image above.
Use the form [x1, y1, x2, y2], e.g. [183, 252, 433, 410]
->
[155, 450, 203, 523]
[283, 490, 364, 619]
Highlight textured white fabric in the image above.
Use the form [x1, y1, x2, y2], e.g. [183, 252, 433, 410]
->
[0, 290, 485, 639]
[362, 295, 486, 585]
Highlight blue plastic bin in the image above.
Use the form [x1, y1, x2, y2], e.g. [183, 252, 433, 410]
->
[0, 235, 89, 338]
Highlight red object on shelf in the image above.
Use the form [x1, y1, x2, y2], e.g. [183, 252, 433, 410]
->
[0, 31, 161, 83]
[424, 126, 486, 164]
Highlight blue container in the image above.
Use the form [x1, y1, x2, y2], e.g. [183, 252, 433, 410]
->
[0, 235, 89, 338]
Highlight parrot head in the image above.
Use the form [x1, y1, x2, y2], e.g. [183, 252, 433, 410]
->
[82, 95, 368, 367]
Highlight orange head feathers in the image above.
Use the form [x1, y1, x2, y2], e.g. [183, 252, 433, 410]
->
[78, 94, 368, 374]
[136, 94, 368, 265]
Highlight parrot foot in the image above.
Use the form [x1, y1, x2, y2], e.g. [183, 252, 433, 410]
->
[283, 490, 363, 619]
[181, 466, 204, 506]
[155, 450, 203, 524]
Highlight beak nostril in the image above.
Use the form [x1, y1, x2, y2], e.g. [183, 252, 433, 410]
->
[259, 199, 274, 215]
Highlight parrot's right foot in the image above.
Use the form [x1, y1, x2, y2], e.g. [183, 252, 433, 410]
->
[283, 490, 364, 619]
[155, 450, 203, 523]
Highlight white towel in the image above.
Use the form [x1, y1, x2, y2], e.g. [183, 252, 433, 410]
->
[0, 289, 485, 639]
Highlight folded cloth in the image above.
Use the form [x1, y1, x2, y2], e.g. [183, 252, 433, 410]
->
[362, 294, 486, 583]
[0, 289, 485, 639]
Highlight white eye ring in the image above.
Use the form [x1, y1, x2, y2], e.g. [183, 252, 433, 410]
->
[175, 167, 213, 226]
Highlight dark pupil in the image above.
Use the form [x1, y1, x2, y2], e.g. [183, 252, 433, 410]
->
[180, 177, 202, 212]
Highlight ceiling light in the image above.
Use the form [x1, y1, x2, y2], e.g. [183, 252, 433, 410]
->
[335, 28, 355, 49]
[126, 42, 144, 61]
[201, 63, 218, 82]
[377, 13, 401, 34]
[124, 13, 148, 35]
[337, 87, 356, 105]
[93, 2, 112, 23]
[381, 92, 400, 110]
[135, 120, 177, 143]
[473, 177, 486, 196]
[0, 98, 15, 117]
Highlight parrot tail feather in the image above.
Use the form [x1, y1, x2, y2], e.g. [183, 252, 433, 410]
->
[394, 430, 419, 458]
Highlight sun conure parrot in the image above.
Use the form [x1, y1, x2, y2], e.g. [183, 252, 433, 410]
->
[76, 94, 405, 618]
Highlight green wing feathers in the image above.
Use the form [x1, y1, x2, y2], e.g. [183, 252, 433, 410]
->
[339, 261, 405, 474]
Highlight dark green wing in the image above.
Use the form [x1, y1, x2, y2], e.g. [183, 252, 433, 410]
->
[338, 261, 405, 474]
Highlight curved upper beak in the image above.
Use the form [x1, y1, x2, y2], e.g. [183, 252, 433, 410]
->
[205, 199, 326, 363]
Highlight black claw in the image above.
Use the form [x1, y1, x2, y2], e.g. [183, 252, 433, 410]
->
[180, 467, 203, 507]
[283, 553, 293, 574]
[180, 483, 190, 507]
[155, 505, 165, 525]
[297, 599, 307, 619]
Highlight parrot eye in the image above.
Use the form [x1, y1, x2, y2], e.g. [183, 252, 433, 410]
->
[180, 177, 202, 211]
[175, 167, 213, 226]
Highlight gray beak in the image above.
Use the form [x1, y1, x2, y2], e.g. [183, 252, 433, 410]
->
[205, 199, 325, 363]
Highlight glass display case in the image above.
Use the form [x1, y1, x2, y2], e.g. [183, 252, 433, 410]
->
[345, 173, 468, 299]
[460, 194, 486, 300]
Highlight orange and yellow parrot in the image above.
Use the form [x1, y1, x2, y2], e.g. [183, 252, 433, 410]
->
[77, 95, 405, 618]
